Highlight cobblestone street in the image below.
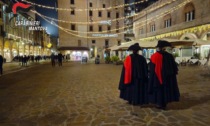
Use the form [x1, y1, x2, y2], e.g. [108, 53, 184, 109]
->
[0, 62, 210, 126]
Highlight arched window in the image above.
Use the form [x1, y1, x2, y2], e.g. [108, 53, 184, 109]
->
[163, 14, 171, 28]
[184, 3, 195, 22]
[149, 22, 155, 32]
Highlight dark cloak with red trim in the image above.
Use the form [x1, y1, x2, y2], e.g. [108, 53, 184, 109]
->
[148, 51, 180, 107]
[118, 53, 149, 105]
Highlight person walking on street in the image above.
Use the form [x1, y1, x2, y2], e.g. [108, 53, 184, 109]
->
[51, 53, 56, 67]
[148, 40, 180, 110]
[118, 43, 149, 106]
[0, 55, 3, 75]
[58, 52, 63, 66]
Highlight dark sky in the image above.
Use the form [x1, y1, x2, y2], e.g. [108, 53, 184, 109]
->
[31, 0, 58, 37]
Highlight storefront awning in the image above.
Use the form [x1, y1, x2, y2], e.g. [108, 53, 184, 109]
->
[58, 46, 90, 51]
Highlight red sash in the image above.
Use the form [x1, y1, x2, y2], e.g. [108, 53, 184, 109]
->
[124, 56, 132, 84]
[151, 52, 163, 84]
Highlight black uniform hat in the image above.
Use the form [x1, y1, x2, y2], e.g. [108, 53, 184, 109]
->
[127, 43, 142, 51]
[156, 40, 172, 48]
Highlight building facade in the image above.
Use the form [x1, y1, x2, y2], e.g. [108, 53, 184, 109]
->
[133, 0, 210, 59]
[0, 1, 51, 62]
[57, 0, 124, 61]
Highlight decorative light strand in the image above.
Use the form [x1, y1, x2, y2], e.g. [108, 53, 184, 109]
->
[33, 0, 191, 39]
[140, 24, 210, 41]
[31, 0, 176, 25]
[22, 0, 148, 11]
[32, 0, 186, 35]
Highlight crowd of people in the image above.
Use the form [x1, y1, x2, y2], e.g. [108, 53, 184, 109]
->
[50, 52, 65, 67]
[119, 40, 180, 110]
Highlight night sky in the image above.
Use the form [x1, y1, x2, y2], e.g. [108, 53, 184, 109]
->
[30, 0, 58, 37]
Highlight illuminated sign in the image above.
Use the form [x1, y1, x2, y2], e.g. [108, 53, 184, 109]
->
[92, 34, 118, 37]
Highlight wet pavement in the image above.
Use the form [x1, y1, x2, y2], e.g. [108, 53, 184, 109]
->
[0, 62, 210, 126]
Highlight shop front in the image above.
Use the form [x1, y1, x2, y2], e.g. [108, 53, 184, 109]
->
[58, 46, 90, 61]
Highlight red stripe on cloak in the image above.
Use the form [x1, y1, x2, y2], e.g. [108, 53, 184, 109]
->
[151, 52, 163, 84]
[124, 56, 132, 84]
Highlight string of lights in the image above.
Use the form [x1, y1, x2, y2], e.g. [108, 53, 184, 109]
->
[140, 24, 210, 41]
[31, 0, 176, 25]
[32, 0, 188, 35]
[32, 0, 192, 39]
[22, 0, 148, 11]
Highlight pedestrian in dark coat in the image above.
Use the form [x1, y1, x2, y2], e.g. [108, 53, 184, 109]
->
[58, 52, 63, 66]
[148, 40, 180, 110]
[119, 43, 149, 105]
[51, 53, 56, 67]
[0, 55, 3, 75]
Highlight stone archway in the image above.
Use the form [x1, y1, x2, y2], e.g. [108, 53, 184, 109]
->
[200, 31, 210, 59]
[200, 31, 210, 40]
[179, 33, 198, 58]
[180, 33, 198, 40]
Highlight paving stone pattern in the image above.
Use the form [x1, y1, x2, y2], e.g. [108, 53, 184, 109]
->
[0, 62, 210, 126]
